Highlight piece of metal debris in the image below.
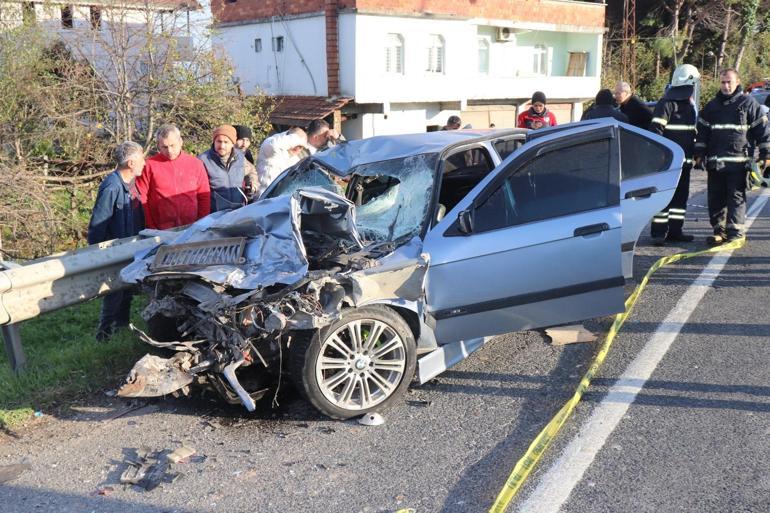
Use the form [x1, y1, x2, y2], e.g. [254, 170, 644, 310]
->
[545, 324, 598, 346]
[358, 412, 385, 426]
[0, 463, 31, 484]
[119, 448, 180, 491]
[166, 446, 196, 464]
[406, 399, 432, 408]
[117, 353, 194, 398]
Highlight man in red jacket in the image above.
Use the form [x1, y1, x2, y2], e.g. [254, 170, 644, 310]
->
[517, 91, 558, 130]
[137, 124, 211, 229]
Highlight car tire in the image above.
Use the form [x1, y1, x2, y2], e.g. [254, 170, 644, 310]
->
[288, 305, 416, 420]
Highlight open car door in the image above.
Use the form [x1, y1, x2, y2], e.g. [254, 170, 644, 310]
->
[528, 120, 684, 278]
[616, 125, 683, 277]
[423, 122, 625, 344]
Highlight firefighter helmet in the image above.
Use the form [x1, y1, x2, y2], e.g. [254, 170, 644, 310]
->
[671, 64, 701, 87]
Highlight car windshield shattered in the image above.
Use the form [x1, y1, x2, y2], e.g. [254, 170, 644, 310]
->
[268, 154, 437, 243]
[116, 153, 436, 419]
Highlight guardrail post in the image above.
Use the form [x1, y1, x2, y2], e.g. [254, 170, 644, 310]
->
[2, 324, 26, 374]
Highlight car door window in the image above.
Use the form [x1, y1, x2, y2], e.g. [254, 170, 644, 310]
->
[437, 147, 494, 214]
[620, 128, 672, 179]
[493, 137, 522, 161]
[472, 139, 613, 233]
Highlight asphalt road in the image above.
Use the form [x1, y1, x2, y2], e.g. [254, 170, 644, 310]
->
[1, 173, 768, 513]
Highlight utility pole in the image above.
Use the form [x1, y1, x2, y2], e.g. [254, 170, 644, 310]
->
[622, 0, 637, 87]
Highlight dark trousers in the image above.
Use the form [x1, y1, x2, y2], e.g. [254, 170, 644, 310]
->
[651, 164, 691, 237]
[707, 168, 747, 238]
[97, 290, 133, 335]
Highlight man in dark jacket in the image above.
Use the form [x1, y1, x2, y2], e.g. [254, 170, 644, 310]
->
[87, 141, 146, 341]
[695, 68, 770, 245]
[649, 64, 700, 244]
[198, 125, 258, 212]
[582, 89, 629, 122]
[614, 81, 653, 129]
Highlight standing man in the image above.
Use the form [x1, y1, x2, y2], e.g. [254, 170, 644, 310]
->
[517, 92, 557, 130]
[198, 125, 258, 212]
[255, 127, 308, 195]
[581, 89, 629, 122]
[306, 119, 343, 153]
[87, 141, 146, 341]
[233, 124, 255, 164]
[695, 68, 770, 245]
[649, 64, 700, 245]
[614, 81, 653, 129]
[137, 124, 211, 229]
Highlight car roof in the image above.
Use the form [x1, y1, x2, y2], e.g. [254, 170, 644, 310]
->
[314, 128, 528, 174]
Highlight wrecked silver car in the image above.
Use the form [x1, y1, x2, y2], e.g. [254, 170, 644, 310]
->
[119, 121, 684, 419]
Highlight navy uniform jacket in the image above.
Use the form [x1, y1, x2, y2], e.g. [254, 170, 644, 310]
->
[87, 170, 145, 244]
[695, 86, 770, 171]
[650, 85, 698, 159]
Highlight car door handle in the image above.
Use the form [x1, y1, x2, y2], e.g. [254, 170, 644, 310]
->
[574, 223, 609, 237]
[625, 186, 657, 199]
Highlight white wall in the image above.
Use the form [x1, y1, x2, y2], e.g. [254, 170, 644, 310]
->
[214, 15, 327, 96]
[347, 14, 601, 105]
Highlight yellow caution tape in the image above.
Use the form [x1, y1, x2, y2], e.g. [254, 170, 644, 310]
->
[489, 237, 746, 513]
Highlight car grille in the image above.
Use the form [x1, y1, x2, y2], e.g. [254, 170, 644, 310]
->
[150, 237, 247, 271]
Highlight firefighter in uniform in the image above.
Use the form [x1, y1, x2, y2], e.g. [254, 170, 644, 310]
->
[649, 64, 700, 244]
[695, 68, 770, 245]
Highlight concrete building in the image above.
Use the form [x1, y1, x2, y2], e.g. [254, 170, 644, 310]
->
[211, 0, 605, 139]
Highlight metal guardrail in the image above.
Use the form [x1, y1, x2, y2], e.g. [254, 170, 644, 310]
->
[0, 230, 177, 373]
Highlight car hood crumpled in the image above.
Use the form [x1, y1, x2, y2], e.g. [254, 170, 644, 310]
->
[121, 187, 363, 290]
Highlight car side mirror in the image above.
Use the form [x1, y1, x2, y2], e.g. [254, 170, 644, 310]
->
[457, 209, 474, 235]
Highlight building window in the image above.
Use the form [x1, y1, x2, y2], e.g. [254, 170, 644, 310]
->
[385, 33, 404, 74]
[22, 2, 36, 24]
[254, 38, 262, 53]
[566, 52, 589, 76]
[426, 34, 444, 73]
[272, 36, 284, 52]
[478, 38, 489, 74]
[533, 44, 548, 75]
[61, 5, 73, 28]
[90, 7, 102, 30]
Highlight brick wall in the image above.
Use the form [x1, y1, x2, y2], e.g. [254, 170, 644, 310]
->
[211, 0, 604, 28]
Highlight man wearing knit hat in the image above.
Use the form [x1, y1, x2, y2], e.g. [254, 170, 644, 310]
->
[234, 124, 255, 164]
[581, 89, 629, 122]
[137, 124, 211, 229]
[198, 125, 258, 212]
[517, 91, 558, 130]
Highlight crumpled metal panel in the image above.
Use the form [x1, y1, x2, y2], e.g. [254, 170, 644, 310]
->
[121, 188, 363, 290]
[315, 129, 501, 174]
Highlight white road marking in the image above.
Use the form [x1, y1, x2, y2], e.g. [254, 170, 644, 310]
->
[516, 189, 770, 513]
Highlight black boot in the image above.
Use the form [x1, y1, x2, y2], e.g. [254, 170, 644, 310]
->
[666, 232, 695, 242]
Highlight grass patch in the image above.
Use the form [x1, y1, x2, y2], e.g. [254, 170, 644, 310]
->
[0, 297, 147, 430]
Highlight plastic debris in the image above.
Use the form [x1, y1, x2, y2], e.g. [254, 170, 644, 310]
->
[33, 411, 43, 417]
[358, 412, 385, 426]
